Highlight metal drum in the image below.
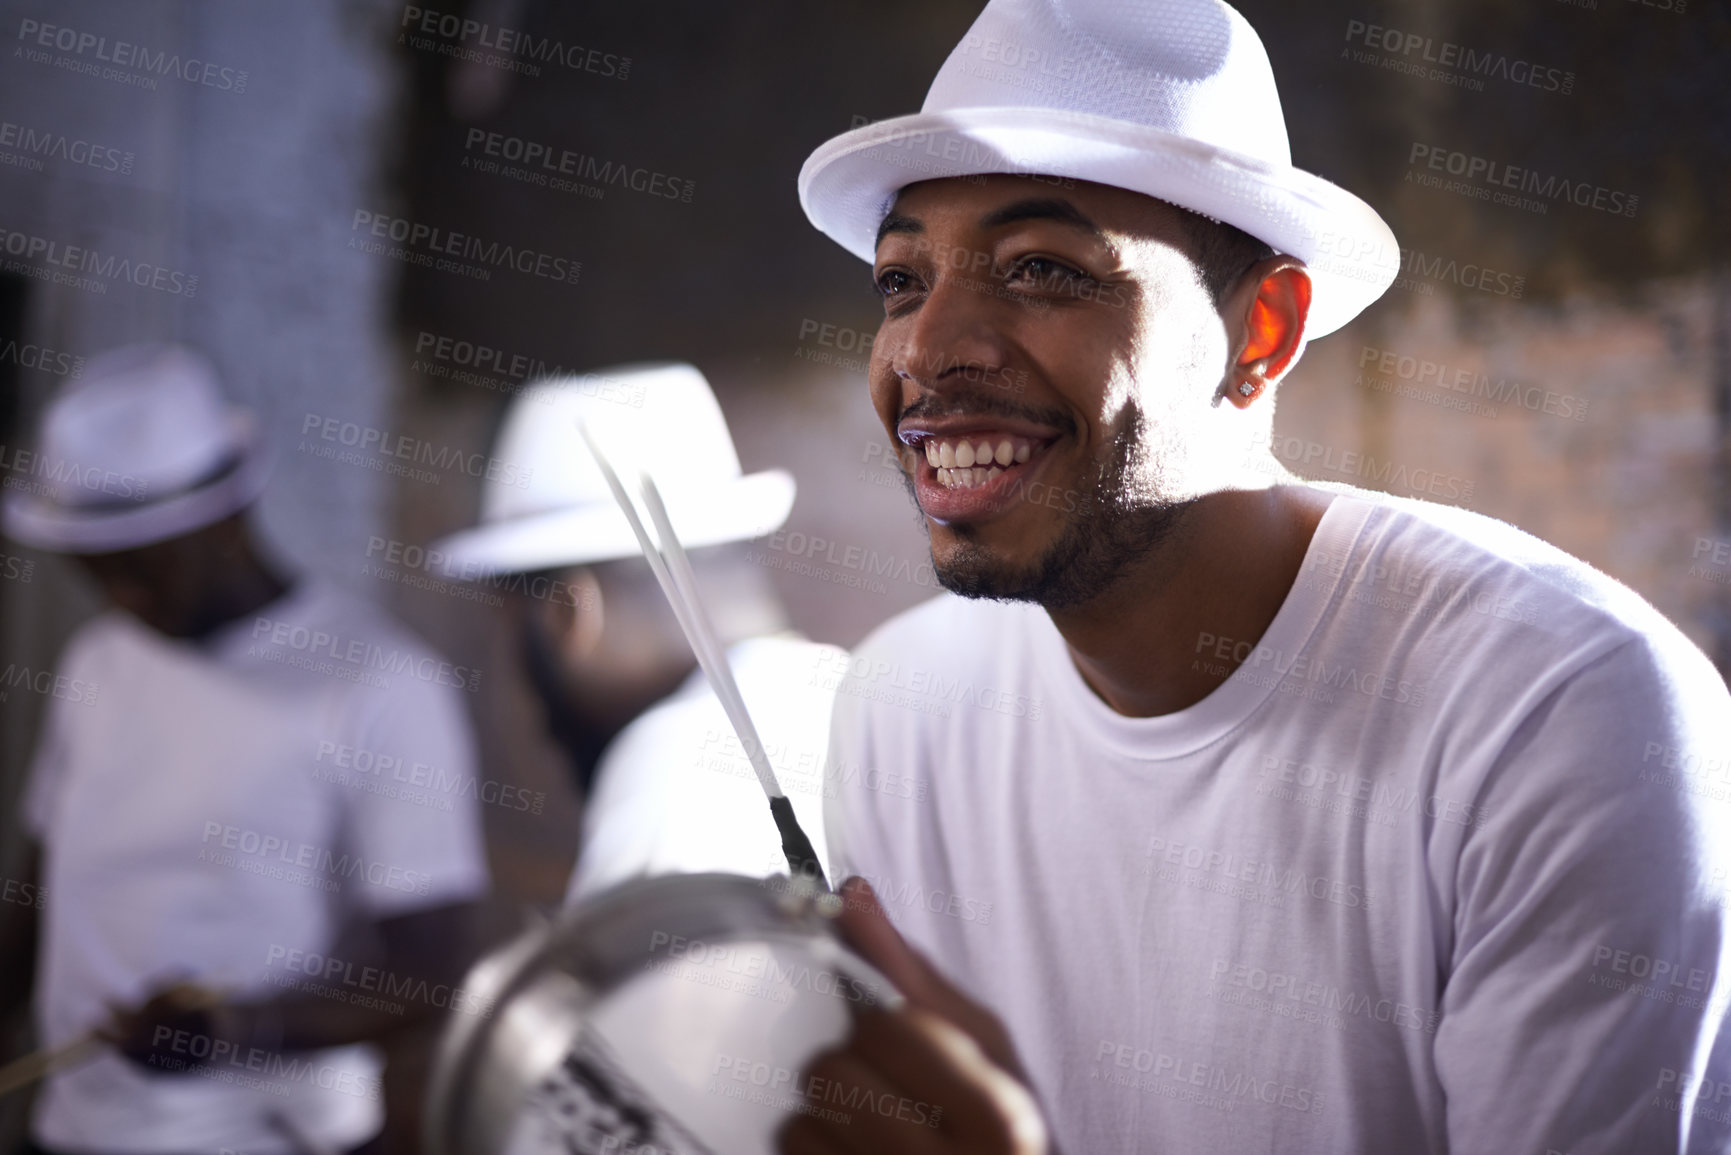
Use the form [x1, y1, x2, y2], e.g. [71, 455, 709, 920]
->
[426, 873, 895, 1155]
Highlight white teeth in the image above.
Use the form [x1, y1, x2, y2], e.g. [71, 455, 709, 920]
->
[926, 436, 1040, 485]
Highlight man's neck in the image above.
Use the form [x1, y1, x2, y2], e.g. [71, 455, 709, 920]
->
[187, 554, 293, 640]
[1047, 484, 1334, 718]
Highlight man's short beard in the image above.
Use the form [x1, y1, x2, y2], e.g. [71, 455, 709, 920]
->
[918, 410, 1187, 610]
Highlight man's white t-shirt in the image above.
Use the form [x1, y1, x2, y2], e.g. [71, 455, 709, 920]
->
[24, 581, 490, 1155]
[567, 635, 843, 904]
[824, 489, 1731, 1155]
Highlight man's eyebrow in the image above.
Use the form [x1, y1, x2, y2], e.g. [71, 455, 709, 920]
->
[875, 213, 923, 247]
[978, 198, 1102, 236]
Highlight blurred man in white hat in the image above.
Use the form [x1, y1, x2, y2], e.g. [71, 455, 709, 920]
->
[787, 1, 1731, 1153]
[0, 344, 489, 1155]
[430, 362, 841, 899]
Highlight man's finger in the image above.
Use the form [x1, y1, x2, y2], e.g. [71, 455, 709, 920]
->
[833, 876, 951, 1010]
[786, 1041, 949, 1155]
[852, 1006, 1047, 1149]
[834, 876, 1028, 1077]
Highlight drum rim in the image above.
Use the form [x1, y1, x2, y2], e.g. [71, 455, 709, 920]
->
[426, 872, 858, 1155]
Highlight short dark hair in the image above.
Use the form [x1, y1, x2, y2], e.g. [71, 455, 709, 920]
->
[1176, 210, 1277, 305]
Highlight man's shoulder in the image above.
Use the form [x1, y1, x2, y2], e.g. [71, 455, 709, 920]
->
[1338, 488, 1719, 689]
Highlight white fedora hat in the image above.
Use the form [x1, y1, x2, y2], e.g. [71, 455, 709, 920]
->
[431, 362, 795, 577]
[3, 343, 271, 554]
[799, 0, 1399, 337]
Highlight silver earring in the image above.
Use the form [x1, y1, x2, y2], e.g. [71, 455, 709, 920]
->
[1237, 381, 1257, 397]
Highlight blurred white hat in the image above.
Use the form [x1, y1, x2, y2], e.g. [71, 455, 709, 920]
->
[798, 0, 1399, 337]
[3, 343, 270, 553]
[431, 362, 794, 577]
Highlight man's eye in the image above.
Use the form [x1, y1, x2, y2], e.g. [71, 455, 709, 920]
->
[1008, 256, 1084, 287]
[874, 269, 916, 298]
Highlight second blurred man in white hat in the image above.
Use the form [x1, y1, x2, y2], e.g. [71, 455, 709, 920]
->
[432, 361, 841, 898]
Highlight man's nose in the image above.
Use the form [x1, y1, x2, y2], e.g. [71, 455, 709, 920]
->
[890, 267, 1013, 392]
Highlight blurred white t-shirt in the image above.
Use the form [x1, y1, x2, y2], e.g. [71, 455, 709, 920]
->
[826, 488, 1731, 1155]
[24, 581, 490, 1155]
[567, 635, 843, 904]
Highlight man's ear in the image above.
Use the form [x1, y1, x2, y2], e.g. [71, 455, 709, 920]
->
[1225, 259, 1311, 409]
[537, 566, 603, 662]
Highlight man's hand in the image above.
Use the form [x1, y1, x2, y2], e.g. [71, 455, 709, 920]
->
[777, 877, 1049, 1155]
[100, 982, 239, 1073]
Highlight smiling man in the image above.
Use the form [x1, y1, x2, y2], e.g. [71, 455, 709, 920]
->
[780, 1, 1731, 1153]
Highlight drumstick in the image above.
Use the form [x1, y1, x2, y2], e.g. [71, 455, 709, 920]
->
[0, 982, 240, 1099]
[577, 421, 828, 886]
[0, 1031, 101, 1099]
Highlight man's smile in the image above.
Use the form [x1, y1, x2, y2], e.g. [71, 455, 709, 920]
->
[897, 417, 1065, 524]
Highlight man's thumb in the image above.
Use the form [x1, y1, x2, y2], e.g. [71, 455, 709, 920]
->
[834, 876, 947, 1008]
[831, 876, 1028, 1079]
